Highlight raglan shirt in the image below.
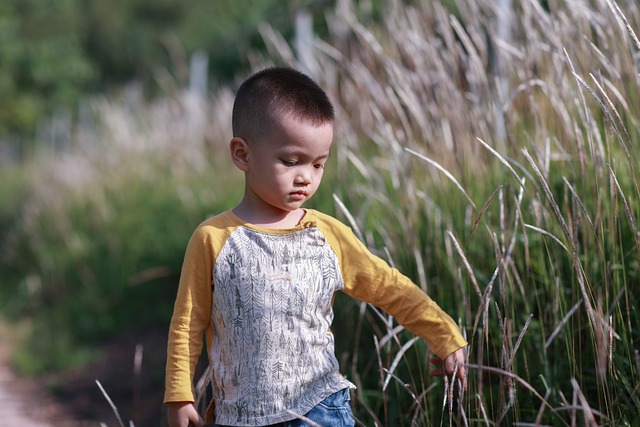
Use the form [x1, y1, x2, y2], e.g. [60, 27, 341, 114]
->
[164, 209, 467, 426]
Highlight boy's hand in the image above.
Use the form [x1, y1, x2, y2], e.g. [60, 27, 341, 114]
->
[430, 347, 467, 391]
[167, 401, 204, 427]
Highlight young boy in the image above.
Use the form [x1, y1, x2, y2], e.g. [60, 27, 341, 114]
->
[164, 67, 467, 427]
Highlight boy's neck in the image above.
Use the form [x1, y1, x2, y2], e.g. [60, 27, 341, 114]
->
[232, 204, 306, 229]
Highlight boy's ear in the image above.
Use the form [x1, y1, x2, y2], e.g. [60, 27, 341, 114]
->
[230, 137, 250, 171]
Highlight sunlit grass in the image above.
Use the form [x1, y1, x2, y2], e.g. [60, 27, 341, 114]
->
[306, 0, 640, 424]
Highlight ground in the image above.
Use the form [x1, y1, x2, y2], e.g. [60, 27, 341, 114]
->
[0, 325, 173, 427]
[0, 338, 69, 426]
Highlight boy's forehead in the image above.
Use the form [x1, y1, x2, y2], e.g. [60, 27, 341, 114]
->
[265, 118, 333, 152]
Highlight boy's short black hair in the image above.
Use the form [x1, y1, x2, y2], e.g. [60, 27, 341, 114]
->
[232, 67, 334, 141]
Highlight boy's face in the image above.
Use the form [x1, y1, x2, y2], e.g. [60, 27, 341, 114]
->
[239, 114, 333, 219]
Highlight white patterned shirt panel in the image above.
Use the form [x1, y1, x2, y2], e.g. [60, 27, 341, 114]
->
[211, 225, 352, 426]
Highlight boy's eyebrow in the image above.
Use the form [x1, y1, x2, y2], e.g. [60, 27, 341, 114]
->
[278, 148, 331, 160]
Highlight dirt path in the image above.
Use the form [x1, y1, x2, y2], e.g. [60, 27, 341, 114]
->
[0, 324, 87, 427]
[0, 339, 54, 426]
[0, 324, 170, 426]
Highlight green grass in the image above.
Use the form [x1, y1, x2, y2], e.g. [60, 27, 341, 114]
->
[2, 0, 640, 424]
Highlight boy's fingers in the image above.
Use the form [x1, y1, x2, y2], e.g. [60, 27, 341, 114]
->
[445, 358, 455, 374]
[430, 357, 457, 373]
[431, 353, 468, 392]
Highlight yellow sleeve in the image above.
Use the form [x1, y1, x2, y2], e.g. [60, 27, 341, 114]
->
[164, 223, 216, 403]
[316, 212, 467, 359]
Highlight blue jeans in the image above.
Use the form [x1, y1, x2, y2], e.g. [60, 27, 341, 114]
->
[212, 388, 355, 427]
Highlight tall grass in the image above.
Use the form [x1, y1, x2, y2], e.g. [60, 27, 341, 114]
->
[265, 0, 640, 424]
[1, 0, 639, 424]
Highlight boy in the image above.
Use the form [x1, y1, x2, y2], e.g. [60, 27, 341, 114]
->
[165, 67, 467, 427]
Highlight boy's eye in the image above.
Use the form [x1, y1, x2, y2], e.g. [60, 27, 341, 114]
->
[314, 163, 325, 169]
[282, 160, 298, 167]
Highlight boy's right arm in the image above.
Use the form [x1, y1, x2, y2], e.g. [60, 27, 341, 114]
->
[165, 225, 217, 421]
[167, 401, 205, 427]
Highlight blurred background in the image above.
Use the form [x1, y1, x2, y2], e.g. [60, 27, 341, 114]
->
[1, 0, 639, 425]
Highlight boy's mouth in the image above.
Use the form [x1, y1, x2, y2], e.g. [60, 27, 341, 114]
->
[290, 191, 307, 199]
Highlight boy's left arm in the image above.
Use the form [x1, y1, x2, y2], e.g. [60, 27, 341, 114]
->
[346, 266, 467, 359]
[325, 219, 468, 360]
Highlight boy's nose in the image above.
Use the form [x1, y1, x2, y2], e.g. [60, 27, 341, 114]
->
[295, 167, 312, 184]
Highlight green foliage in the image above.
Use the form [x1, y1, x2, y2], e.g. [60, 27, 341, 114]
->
[1, 145, 242, 374]
[0, 0, 332, 138]
[0, 0, 95, 132]
[0, 166, 33, 302]
[11, 320, 96, 376]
